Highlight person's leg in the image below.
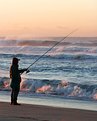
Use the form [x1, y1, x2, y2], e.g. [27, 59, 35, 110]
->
[11, 88, 14, 104]
[14, 87, 20, 105]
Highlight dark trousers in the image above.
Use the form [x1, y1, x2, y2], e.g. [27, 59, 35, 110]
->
[11, 87, 20, 104]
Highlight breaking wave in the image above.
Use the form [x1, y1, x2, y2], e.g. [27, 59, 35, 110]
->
[1, 77, 97, 101]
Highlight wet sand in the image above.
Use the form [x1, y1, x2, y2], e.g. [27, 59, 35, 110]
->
[0, 102, 97, 121]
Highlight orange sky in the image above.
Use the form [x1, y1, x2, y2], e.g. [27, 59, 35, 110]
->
[0, 0, 97, 38]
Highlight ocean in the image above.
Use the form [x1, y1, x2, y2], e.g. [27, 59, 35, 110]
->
[0, 37, 97, 111]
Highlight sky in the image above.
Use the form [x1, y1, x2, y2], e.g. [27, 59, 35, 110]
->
[0, 0, 97, 39]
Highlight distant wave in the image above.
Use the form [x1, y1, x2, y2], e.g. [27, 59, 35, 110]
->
[0, 39, 71, 47]
[0, 40, 17, 46]
[0, 37, 97, 47]
[1, 52, 97, 62]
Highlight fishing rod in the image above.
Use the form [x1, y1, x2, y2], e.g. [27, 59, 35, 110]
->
[26, 29, 78, 73]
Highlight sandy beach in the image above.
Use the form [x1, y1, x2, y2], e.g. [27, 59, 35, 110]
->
[0, 102, 97, 121]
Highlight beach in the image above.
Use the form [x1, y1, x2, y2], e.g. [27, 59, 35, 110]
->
[0, 102, 97, 121]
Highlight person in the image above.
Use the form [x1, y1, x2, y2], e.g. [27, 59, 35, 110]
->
[10, 57, 27, 105]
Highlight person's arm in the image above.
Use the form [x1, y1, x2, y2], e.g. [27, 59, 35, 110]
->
[19, 68, 27, 74]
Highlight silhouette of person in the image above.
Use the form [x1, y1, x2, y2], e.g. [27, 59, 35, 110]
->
[10, 57, 27, 105]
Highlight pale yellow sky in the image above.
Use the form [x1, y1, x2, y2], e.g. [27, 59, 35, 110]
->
[0, 0, 97, 38]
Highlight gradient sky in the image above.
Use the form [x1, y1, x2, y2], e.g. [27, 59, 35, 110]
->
[0, 0, 97, 38]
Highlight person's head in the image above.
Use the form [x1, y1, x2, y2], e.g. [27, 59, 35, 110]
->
[12, 57, 20, 65]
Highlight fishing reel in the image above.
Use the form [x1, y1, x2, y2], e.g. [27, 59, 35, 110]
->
[26, 70, 30, 73]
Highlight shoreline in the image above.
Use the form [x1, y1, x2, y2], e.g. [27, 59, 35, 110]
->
[0, 102, 97, 121]
[1, 93, 97, 112]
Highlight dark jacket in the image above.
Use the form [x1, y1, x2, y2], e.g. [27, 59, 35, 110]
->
[10, 64, 26, 89]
